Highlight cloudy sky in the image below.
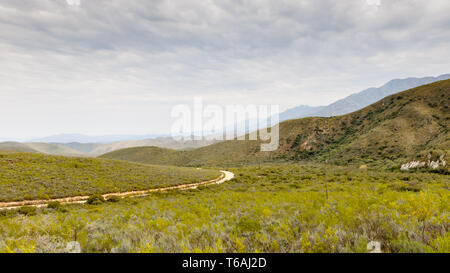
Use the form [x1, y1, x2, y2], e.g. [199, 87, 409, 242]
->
[1, 0, 449, 139]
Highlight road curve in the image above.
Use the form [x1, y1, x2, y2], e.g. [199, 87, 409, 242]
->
[0, 170, 234, 210]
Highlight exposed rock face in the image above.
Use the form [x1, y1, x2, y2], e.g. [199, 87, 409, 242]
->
[401, 157, 446, 171]
[400, 161, 426, 171]
[428, 160, 445, 169]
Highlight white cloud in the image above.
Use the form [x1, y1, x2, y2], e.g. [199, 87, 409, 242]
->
[0, 0, 449, 138]
[66, 0, 81, 6]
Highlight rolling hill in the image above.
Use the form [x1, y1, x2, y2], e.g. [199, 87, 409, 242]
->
[0, 151, 220, 202]
[0, 138, 218, 157]
[0, 142, 38, 153]
[0, 142, 83, 156]
[99, 146, 189, 166]
[101, 79, 450, 167]
[25, 143, 85, 156]
[86, 137, 219, 156]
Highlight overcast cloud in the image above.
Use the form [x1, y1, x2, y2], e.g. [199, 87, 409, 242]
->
[1, 0, 449, 138]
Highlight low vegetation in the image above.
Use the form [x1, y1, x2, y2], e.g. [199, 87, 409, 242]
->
[0, 164, 447, 253]
[100, 146, 189, 166]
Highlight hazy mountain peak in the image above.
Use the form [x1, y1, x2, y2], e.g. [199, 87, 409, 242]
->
[279, 73, 450, 120]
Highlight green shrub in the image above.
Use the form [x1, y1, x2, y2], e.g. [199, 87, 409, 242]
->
[389, 182, 422, 192]
[47, 201, 61, 210]
[86, 194, 105, 205]
[428, 167, 450, 175]
[237, 216, 261, 234]
[18, 206, 37, 216]
[106, 195, 121, 203]
[0, 209, 15, 217]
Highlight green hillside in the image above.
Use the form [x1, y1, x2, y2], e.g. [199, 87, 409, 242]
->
[0, 151, 220, 202]
[100, 146, 189, 165]
[101, 80, 450, 167]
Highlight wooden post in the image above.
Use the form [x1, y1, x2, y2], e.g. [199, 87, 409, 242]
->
[324, 162, 328, 201]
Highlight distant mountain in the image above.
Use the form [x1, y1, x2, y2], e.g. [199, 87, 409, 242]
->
[279, 74, 450, 121]
[30, 133, 170, 144]
[0, 142, 82, 156]
[1, 137, 218, 157]
[279, 105, 325, 121]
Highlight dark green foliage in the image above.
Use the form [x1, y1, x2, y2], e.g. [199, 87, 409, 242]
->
[106, 195, 121, 203]
[17, 206, 37, 216]
[389, 182, 422, 192]
[291, 134, 303, 148]
[86, 194, 105, 205]
[237, 216, 262, 234]
[47, 201, 61, 210]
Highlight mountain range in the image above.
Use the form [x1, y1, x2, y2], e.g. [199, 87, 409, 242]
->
[278, 73, 450, 121]
[0, 137, 219, 157]
[224, 74, 450, 136]
[1, 74, 449, 157]
[100, 79, 450, 167]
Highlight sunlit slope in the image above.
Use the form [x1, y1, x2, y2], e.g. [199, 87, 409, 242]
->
[100, 80, 450, 166]
[0, 151, 220, 202]
[99, 146, 189, 166]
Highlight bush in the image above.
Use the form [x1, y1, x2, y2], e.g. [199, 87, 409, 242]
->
[86, 194, 105, 205]
[18, 206, 37, 216]
[0, 209, 15, 217]
[389, 182, 422, 192]
[428, 167, 450, 175]
[47, 201, 62, 210]
[237, 216, 261, 234]
[47, 201, 66, 211]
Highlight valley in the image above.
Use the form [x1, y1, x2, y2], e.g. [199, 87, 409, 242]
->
[0, 80, 448, 253]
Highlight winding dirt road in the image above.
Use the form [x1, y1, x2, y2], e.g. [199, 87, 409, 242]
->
[0, 170, 234, 210]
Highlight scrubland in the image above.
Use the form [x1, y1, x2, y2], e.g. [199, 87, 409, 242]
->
[0, 164, 447, 253]
[0, 152, 220, 202]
